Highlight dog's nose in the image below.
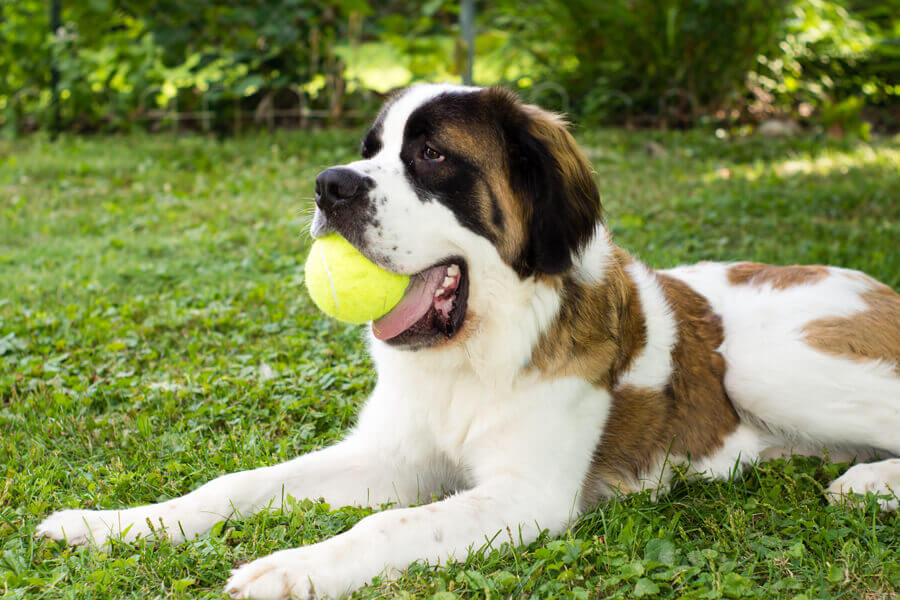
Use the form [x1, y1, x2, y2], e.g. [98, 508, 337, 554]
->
[315, 167, 370, 212]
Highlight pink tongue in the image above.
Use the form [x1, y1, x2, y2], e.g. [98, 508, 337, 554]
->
[373, 265, 448, 340]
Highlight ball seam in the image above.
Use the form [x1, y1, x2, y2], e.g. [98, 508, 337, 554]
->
[319, 250, 340, 316]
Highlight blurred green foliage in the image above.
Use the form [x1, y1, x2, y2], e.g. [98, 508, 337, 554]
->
[0, 0, 896, 134]
[1, 0, 376, 134]
[490, 0, 788, 125]
[754, 0, 899, 131]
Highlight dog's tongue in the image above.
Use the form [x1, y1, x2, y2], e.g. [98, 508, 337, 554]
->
[373, 265, 447, 340]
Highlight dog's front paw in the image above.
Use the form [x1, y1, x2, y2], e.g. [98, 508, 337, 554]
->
[36, 507, 176, 547]
[36, 509, 119, 547]
[226, 547, 358, 600]
[226, 558, 313, 600]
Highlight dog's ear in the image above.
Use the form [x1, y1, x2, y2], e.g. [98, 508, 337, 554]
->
[483, 87, 602, 276]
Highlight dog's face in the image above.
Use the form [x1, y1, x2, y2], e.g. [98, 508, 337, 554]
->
[311, 84, 601, 349]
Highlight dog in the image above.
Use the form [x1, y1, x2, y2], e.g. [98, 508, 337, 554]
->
[37, 84, 900, 599]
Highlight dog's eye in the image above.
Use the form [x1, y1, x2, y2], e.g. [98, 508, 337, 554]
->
[423, 145, 444, 163]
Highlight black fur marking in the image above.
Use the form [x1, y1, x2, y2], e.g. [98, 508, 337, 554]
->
[361, 124, 383, 159]
[399, 93, 495, 242]
[488, 188, 505, 229]
[484, 88, 601, 276]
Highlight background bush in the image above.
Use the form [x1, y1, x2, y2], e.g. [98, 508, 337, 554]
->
[1, 0, 896, 134]
[490, 0, 788, 126]
[1, 0, 376, 134]
[752, 0, 899, 132]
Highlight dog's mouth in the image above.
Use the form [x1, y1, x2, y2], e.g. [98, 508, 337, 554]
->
[372, 260, 469, 348]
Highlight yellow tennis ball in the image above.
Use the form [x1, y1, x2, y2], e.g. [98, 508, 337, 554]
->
[304, 234, 410, 324]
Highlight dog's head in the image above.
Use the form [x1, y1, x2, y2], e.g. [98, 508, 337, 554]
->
[311, 84, 602, 350]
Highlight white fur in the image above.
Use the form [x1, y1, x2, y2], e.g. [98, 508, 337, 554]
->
[37, 85, 900, 600]
[691, 424, 774, 478]
[826, 459, 900, 511]
[572, 224, 613, 283]
[618, 262, 677, 388]
[665, 263, 900, 456]
[611, 262, 900, 498]
[222, 374, 605, 598]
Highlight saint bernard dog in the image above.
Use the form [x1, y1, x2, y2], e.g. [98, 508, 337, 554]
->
[38, 84, 900, 599]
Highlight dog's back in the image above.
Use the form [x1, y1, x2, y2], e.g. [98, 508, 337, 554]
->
[665, 260, 900, 456]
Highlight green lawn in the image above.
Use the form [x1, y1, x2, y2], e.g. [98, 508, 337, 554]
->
[1, 128, 898, 599]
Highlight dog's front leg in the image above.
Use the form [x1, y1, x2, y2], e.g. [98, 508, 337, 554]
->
[36, 430, 439, 547]
[225, 381, 604, 600]
[226, 479, 575, 600]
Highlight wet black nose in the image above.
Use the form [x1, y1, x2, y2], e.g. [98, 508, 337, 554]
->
[315, 167, 370, 212]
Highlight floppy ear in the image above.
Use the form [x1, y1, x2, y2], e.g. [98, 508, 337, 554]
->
[483, 87, 602, 276]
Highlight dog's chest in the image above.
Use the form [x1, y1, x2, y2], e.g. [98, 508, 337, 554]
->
[380, 358, 610, 477]
[403, 369, 524, 456]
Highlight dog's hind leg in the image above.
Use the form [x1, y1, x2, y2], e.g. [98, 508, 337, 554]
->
[825, 458, 900, 512]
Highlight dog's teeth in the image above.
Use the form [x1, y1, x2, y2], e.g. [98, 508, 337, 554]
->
[442, 276, 454, 288]
[434, 287, 445, 298]
[446, 298, 454, 311]
[447, 264, 460, 277]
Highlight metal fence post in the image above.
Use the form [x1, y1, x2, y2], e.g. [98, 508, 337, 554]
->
[49, 0, 62, 137]
[460, 0, 475, 85]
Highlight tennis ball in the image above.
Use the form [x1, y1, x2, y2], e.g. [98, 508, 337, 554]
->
[304, 234, 410, 324]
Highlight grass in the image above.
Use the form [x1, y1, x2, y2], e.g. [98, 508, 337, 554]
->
[1, 127, 898, 600]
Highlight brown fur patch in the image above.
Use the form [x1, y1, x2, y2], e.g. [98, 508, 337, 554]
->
[483, 172, 529, 267]
[727, 262, 830, 289]
[529, 247, 646, 388]
[420, 103, 529, 270]
[803, 279, 900, 373]
[435, 116, 526, 265]
[581, 273, 740, 506]
[518, 102, 601, 234]
[479, 87, 601, 276]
